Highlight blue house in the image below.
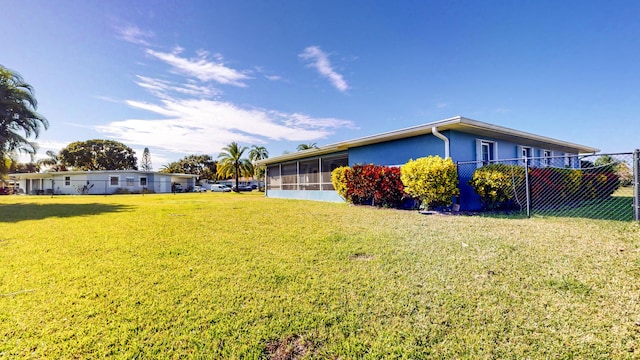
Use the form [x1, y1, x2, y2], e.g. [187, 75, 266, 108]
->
[258, 116, 599, 209]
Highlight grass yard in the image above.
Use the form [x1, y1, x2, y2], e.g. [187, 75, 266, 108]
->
[1, 192, 640, 358]
[533, 186, 636, 221]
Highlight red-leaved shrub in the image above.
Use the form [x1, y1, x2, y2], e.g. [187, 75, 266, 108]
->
[343, 164, 406, 208]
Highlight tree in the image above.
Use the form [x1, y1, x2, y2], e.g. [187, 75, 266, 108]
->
[217, 142, 252, 192]
[0, 66, 48, 175]
[140, 147, 153, 172]
[59, 139, 137, 170]
[248, 145, 269, 181]
[13, 162, 40, 173]
[37, 150, 67, 172]
[297, 143, 318, 151]
[160, 154, 217, 180]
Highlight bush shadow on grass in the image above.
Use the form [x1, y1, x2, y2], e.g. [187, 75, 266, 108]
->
[0, 203, 135, 223]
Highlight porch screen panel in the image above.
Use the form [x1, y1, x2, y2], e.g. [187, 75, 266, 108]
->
[267, 165, 281, 190]
[299, 159, 319, 190]
[321, 154, 348, 190]
[281, 163, 298, 190]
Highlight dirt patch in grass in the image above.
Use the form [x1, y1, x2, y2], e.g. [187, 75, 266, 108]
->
[349, 253, 375, 261]
[264, 335, 317, 360]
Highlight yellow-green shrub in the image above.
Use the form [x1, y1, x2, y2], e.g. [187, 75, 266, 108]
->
[400, 156, 459, 209]
[331, 166, 350, 200]
[468, 164, 526, 210]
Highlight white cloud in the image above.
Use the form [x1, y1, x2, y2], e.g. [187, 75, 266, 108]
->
[114, 25, 154, 46]
[264, 75, 283, 81]
[254, 66, 284, 82]
[97, 96, 354, 155]
[135, 75, 221, 98]
[98, 39, 355, 160]
[299, 46, 350, 93]
[145, 49, 251, 87]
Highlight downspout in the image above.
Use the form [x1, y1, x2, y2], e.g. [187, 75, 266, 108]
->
[432, 127, 450, 159]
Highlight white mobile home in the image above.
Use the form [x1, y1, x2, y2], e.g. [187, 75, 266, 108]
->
[9, 170, 198, 195]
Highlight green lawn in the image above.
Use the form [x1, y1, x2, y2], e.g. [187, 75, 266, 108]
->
[1, 193, 640, 358]
[532, 186, 636, 221]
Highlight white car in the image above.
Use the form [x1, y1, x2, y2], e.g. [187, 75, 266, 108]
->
[210, 184, 231, 192]
[193, 185, 206, 192]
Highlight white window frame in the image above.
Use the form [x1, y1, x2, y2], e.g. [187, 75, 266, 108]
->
[125, 177, 135, 187]
[140, 177, 147, 187]
[564, 153, 574, 168]
[65, 176, 71, 186]
[542, 150, 552, 167]
[109, 176, 119, 187]
[476, 139, 498, 166]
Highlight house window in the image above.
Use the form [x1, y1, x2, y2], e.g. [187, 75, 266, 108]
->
[126, 177, 134, 186]
[521, 146, 532, 159]
[543, 150, 552, 167]
[110, 176, 119, 186]
[564, 154, 574, 168]
[65, 176, 71, 186]
[281, 163, 298, 190]
[299, 159, 320, 190]
[140, 177, 147, 187]
[476, 139, 497, 166]
[321, 154, 349, 190]
[266, 165, 281, 190]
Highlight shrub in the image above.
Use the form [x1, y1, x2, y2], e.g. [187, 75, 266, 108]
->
[468, 164, 526, 210]
[580, 170, 619, 200]
[529, 167, 582, 206]
[370, 166, 405, 208]
[331, 166, 350, 200]
[401, 156, 459, 209]
[332, 164, 406, 208]
[470, 164, 621, 211]
[615, 163, 633, 187]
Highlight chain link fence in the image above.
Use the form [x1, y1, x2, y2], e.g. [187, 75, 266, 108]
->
[457, 150, 640, 221]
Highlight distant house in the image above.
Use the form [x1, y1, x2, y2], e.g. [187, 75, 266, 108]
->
[8, 170, 198, 195]
[257, 116, 599, 209]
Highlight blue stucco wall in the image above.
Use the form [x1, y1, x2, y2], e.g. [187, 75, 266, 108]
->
[348, 133, 447, 166]
[448, 130, 524, 162]
[449, 130, 524, 211]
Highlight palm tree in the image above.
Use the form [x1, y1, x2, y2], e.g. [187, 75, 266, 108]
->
[0, 66, 48, 174]
[297, 143, 318, 151]
[217, 142, 253, 192]
[37, 150, 67, 172]
[248, 145, 269, 182]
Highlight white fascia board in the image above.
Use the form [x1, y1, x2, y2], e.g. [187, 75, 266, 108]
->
[456, 117, 600, 154]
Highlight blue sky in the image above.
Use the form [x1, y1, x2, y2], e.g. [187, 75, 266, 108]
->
[2, 1, 639, 169]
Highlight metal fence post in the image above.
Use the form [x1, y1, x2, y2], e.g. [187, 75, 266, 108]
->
[634, 149, 640, 221]
[525, 157, 531, 218]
